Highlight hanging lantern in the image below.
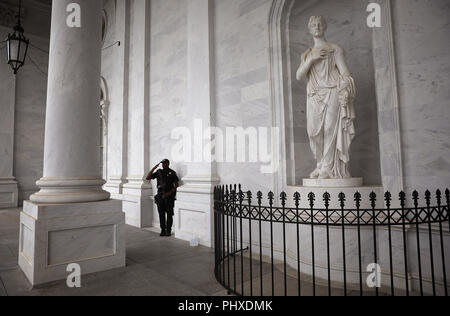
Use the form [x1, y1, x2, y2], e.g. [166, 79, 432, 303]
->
[6, 0, 29, 75]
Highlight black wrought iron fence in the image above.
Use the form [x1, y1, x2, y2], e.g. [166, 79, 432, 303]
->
[213, 185, 450, 296]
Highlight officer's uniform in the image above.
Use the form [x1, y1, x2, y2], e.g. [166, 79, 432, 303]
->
[151, 168, 179, 233]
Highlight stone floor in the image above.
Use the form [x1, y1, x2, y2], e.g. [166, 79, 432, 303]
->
[0, 208, 407, 297]
[0, 208, 228, 296]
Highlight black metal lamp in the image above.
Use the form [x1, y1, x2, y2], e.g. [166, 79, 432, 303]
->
[6, 0, 29, 75]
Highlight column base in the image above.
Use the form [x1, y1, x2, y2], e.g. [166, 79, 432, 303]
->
[30, 178, 111, 204]
[174, 175, 219, 248]
[104, 176, 127, 195]
[121, 178, 153, 228]
[0, 177, 18, 209]
[18, 199, 125, 286]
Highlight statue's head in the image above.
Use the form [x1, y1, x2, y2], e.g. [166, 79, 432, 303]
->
[308, 16, 327, 38]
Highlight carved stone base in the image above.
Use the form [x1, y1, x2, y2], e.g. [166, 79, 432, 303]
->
[174, 175, 219, 248]
[18, 200, 125, 286]
[303, 177, 363, 188]
[288, 185, 384, 209]
[121, 178, 153, 228]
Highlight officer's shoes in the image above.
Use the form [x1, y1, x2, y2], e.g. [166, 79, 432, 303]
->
[160, 230, 166, 237]
[165, 230, 172, 237]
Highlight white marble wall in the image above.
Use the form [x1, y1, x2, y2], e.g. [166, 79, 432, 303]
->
[13, 34, 49, 203]
[174, 0, 219, 247]
[101, 0, 189, 227]
[102, 0, 153, 228]
[0, 26, 18, 208]
[103, 0, 128, 192]
[0, 1, 50, 206]
[0, 2, 51, 206]
[372, 0, 404, 195]
[214, 0, 275, 195]
[392, 0, 450, 194]
[0, 27, 15, 178]
[127, 0, 150, 179]
[148, 0, 189, 227]
[148, 0, 188, 173]
[99, 0, 448, 225]
[0, 0, 445, 213]
[100, 0, 117, 182]
[0, 23, 49, 206]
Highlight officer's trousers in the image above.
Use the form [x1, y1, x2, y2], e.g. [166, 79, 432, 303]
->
[157, 197, 174, 231]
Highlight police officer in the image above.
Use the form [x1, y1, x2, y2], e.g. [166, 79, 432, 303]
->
[146, 159, 179, 237]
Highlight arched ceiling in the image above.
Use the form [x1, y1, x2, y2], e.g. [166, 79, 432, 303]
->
[32, 0, 52, 7]
[0, 0, 51, 12]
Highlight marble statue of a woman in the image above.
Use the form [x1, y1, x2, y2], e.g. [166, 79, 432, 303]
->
[296, 16, 356, 180]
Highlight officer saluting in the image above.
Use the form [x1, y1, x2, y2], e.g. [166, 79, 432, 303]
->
[146, 159, 179, 237]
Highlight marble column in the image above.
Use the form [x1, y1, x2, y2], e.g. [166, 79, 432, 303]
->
[121, 0, 153, 228]
[372, 0, 404, 195]
[19, 0, 125, 286]
[104, 0, 129, 198]
[0, 42, 18, 209]
[29, 0, 110, 204]
[175, 0, 219, 247]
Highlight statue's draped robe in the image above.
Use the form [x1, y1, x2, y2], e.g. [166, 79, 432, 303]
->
[302, 47, 356, 178]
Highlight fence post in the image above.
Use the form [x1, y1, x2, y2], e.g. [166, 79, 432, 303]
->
[370, 192, 379, 296]
[238, 185, 244, 295]
[425, 190, 436, 296]
[385, 191, 394, 296]
[221, 186, 226, 285]
[446, 189, 450, 233]
[354, 192, 363, 296]
[294, 192, 301, 296]
[257, 191, 263, 296]
[323, 192, 331, 296]
[226, 185, 231, 292]
[247, 191, 253, 296]
[399, 191, 409, 296]
[281, 191, 287, 296]
[436, 190, 448, 296]
[339, 192, 347, 296]
[412, 190, 423, 296]
[268, 191, 275, 296]
[232, 185, 237, 293]
[308, 192, 316, 296]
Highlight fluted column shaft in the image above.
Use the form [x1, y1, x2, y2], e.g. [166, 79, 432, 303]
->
[31, 0, 109, 203]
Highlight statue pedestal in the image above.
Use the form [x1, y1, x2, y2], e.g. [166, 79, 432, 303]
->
[303, 178, 363, 188]
[288, 179, 384, 209]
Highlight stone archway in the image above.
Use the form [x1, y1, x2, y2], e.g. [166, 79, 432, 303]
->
[268, 0, 296, 200]
[265, 2, 408, 287]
